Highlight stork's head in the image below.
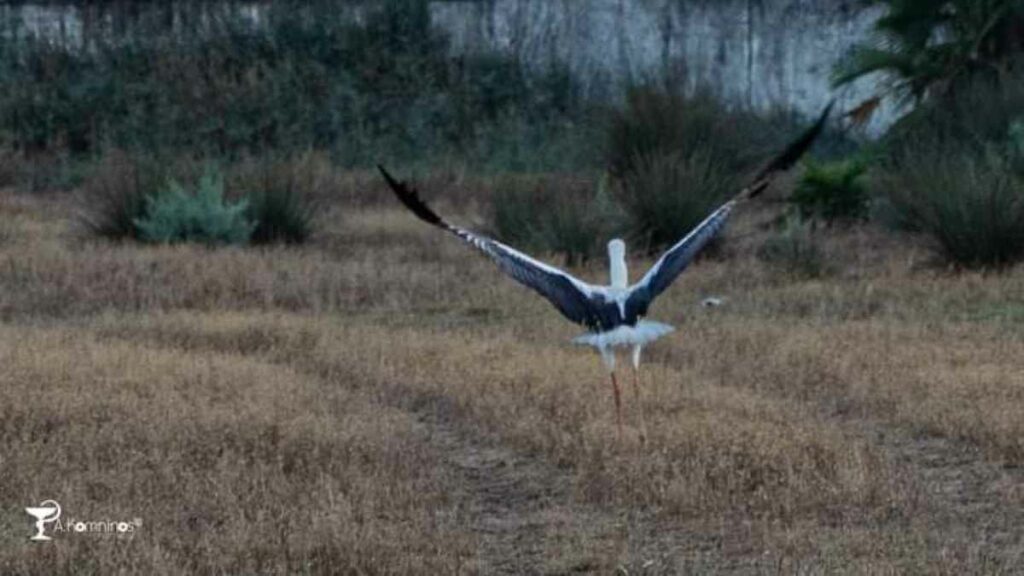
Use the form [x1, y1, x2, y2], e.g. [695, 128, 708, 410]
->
[608, 239, 627, 289]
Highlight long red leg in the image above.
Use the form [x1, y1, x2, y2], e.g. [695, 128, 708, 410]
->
[610, 372, 623, 436]
[633, 368, 647, 444]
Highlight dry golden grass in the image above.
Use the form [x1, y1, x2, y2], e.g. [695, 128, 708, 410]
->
[1, 184, 1023, 573]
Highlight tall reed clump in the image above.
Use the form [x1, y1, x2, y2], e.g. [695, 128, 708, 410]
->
[606, 86, 796, 253]
[229, 153, 329, 245]
[491, 175, 623, 266]
[617, 150, 736, 253]
[79, 151, 199, 241]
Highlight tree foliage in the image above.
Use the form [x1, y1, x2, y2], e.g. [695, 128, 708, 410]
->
[834, 0, 1024, 124]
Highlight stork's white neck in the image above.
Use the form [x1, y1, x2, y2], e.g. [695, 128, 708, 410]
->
[608, 239, 627, 289]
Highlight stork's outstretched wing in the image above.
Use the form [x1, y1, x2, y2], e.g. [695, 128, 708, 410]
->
[625, 101, 833, 317]
[379, 166, 612, 329]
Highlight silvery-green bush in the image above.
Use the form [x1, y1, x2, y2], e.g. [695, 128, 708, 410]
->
[134, 172, 255, 246]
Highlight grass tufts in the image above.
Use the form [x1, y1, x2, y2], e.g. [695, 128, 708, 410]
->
[492, 174, 623, 266]
[757, 215, 828, 278]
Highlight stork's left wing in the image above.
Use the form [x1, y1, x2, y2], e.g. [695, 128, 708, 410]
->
[378, 166, 615, 330]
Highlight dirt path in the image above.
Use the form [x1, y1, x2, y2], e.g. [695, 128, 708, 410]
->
[409, 394, 618, 574]
[405, 394, 774, 575]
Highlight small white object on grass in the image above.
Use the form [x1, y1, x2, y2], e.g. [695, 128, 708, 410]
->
[700, 297, 725, 308]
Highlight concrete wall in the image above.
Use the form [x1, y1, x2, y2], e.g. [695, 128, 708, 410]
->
[432, 0, 892, 133]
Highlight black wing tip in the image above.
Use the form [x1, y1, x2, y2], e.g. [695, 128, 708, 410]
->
[377, 164, 396, 185]
[377, 164, 445, 228]
[771, 100, 833, 170]
[743, 100, 834, 200]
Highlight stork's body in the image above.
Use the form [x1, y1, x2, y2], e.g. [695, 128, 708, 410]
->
[573, 239, 676, 435]
[378, 102, 831, 437]
[571, 239, 674, 350]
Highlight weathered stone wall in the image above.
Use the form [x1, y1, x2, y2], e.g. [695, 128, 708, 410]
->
[432, 0, 891, 132]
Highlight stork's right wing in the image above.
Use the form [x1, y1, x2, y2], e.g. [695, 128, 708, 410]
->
[740, 100, 835, 201]
[626, 101, 834, 315]
[624, 200, 736, 315]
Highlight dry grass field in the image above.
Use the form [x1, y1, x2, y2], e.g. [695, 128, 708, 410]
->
[1, 179, 1023, 574]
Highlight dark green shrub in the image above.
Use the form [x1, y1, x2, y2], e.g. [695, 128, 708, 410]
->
[246, 186, 315, 245]
[757, 216, 828, 278]
[134, 171, 255, 246]
[0, 144, 20, 190]
[616, 150, 736, 253]
[790, 159, 869, 222]
[880, 147, 1024, 268]
[492, 175, 622, 266]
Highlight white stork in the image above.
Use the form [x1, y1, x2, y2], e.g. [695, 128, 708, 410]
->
[379, 103, 832, 435]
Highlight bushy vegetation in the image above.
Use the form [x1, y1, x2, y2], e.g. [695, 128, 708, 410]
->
[135, 171, 255, 246]
[0, 0, 589, 172]
[876, 75, 1024, 268]
[880, 147, 1024, 268]
[16, 0, 1024, 275]
[79, 151, 188, 240]
[791, 159, 869, 223]
[828, 0, 1024, 270]
[229, 153, 328, 245]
